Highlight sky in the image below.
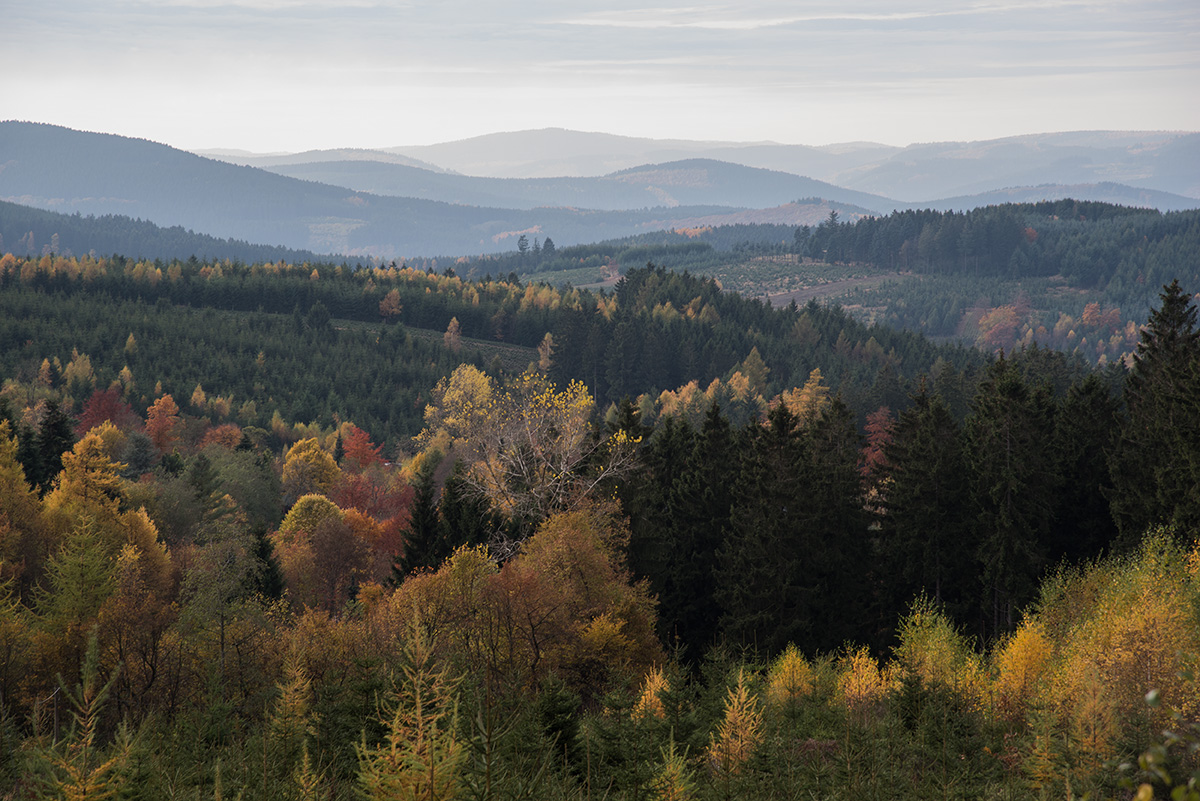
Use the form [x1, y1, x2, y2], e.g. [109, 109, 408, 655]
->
[3, 0, 1198, 153]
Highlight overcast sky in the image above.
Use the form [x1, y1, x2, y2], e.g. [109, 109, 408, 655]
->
[3, 0, 1197, 153]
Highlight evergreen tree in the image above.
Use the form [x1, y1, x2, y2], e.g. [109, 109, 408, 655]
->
[657, 405, 738, 659]
[966, 355, 1056, 638]
[32, 398, 75, 493]
[716, 403, 814, 654]
[801, 397, 871, 648]
[249, 525, 285, 600]
[879, 384, 974, 629]
[437, 463, 499, 554]
[626, 414, 694, 626]
[1049, 374, 1119, 562]
[396, 462, 442, 579]
[1109, 280, 1200, 543]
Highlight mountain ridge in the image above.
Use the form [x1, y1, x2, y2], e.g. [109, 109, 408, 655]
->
[197, 127, 1198, 201]
[4, 122, 1196, 261]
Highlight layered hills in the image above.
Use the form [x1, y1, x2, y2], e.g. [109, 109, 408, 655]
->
[4, 122, 1194, 264]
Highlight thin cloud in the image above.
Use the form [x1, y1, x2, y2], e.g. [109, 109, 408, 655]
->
[557, 1, 1105, 31]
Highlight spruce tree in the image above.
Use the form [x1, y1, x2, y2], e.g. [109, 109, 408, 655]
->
[658, 404, 738, 659]
[879, 384, 974, 630]
[1109, 280, 1200, 543]
[625, 414, 694, 628]
[1050, 374, 1119, 562]
[966, 355, 1056, 638]
[802, 398, 870, 649]
[716, 403, 812, 654]
[437, 463, 500, 554]
[33, 398, 75, 493]
[395, 463, 442, 580]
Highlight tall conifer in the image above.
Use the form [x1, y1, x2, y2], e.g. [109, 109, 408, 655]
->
[1109, 280, 1200, 542]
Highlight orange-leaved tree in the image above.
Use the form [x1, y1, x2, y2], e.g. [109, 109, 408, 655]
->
[386, 502, 661, 699]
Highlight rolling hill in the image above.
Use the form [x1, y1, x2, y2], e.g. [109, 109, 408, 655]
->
[5, 122, 1195, 263]
[0, 122, 795, 258]
[258, 158, 898, 213]
[282, 127, 1196, 204]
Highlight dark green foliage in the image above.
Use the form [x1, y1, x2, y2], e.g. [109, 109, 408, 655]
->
[1049, 374, 1120, 563]
[438, 463, 502, 554]
[395, 462, 442, 579]
[655, 405, 739, 660]
[579, 686, 660, 801]
[188, 452, 221, 515]
[119, 431, 158, 479]
[626, 414, 694, 625]
[887, 672, 992, 797]
[966, 355, 1057, 638]
[535, 676, 582, 771]
[717, 404, 820, 655]
[248, 526, 285, 600]
[1109, 280, 1200, 543]
[0, 274, 475, 445]
[879, 386, 975, 628]
[802, 399, 873, 648]
[32, 399, 75, 494]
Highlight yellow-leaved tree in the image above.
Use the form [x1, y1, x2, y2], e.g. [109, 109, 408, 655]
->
[357, 620, 465, 801]
[0, 420, 46, 595]
[707, 669, 763, 776]
[281, 438, 340, 504]
[416, 366, 638, 529]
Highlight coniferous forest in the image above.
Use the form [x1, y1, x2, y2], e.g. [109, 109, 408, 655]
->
[0, 245, 1199, 800]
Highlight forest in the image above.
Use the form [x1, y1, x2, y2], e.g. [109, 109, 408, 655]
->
[8, 194, 1200, 372]
[0, 243, 1198, 799]
[452, 200, 1200, 367]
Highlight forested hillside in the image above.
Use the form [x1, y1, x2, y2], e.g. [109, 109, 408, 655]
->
[0, 199, 328, 264]
[0, 123, 776, 257]
[1, 243, 1198, 798]
[460, 200, 1200, 368]
[0, 252, 988, 444]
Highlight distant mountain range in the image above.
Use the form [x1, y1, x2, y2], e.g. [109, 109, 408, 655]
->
[255, 158, 898, 213]
[208, 127, 1200, 203]
[2, 122, 1196, 261]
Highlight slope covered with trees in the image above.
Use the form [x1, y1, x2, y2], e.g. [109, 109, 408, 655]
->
[1, 236, 1199, 798]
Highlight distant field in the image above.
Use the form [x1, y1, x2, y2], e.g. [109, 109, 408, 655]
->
[524, 252, 897, 305]
[766, 269, 910, 308]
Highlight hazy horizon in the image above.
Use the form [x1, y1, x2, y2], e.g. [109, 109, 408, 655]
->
[3, 1, 1199, 154]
